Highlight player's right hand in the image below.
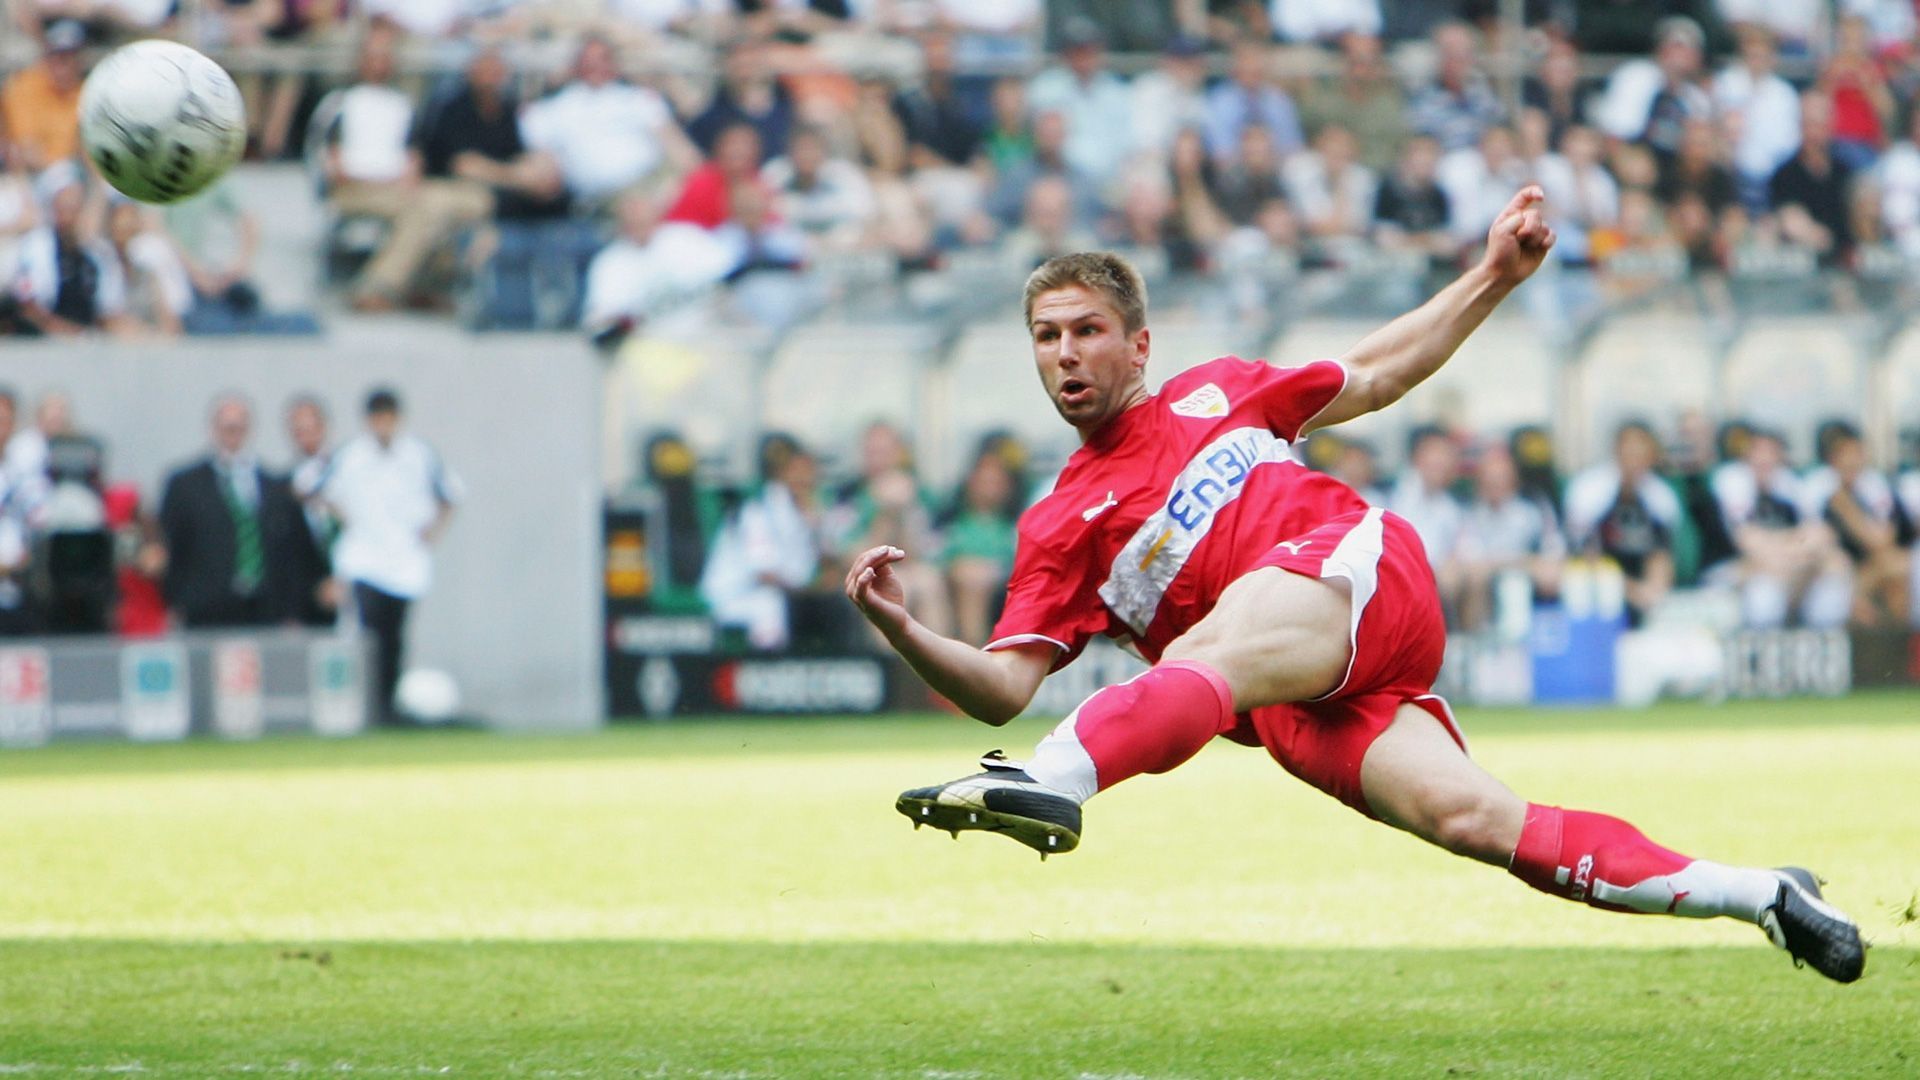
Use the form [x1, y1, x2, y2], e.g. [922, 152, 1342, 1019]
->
[845, 545, 912, 639]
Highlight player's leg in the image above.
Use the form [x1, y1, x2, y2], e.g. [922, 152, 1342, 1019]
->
[895, 565, 1350, 855]
[1358, 702, 1866, 982]
[1018, 566, 1350, 801]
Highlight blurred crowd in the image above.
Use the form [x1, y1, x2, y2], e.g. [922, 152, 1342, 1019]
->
[649, 411, 1920, 654]
[8, 2, 1920, 337]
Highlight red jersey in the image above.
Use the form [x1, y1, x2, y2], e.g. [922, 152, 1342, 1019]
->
[986, 356, 1365, 668]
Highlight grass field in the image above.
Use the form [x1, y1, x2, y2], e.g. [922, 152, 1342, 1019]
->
[0, 694, 1916, 1077]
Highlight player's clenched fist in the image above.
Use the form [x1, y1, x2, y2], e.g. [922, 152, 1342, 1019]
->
[1482, 186, 1555, 287]
[845, 545, 911, 638]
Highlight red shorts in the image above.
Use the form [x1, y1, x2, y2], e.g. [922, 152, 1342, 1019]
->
[1221, 507, 1466, 817]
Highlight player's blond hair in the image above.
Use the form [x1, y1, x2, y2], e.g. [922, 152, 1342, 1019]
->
[1022, 252, 1149, 334]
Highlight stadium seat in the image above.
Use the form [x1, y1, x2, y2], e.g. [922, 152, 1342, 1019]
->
[1721, 318, 1868, 460]
[761, 322, 938, 461]
[1573, 313, 1719, 465]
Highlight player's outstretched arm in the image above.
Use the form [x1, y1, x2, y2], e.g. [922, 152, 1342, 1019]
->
[845, 545, 1052, 726]
[1303, 186, 1556, 435]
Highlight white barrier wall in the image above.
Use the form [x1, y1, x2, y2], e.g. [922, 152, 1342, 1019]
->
[0, 324, 603, 729]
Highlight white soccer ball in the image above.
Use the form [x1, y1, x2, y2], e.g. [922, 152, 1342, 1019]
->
[396, 668, 462, 724]
[79, 40, 246, 205]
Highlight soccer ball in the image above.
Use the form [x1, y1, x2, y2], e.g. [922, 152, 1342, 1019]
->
[79, 40, 246, 204]
[396, 669, 462, 724]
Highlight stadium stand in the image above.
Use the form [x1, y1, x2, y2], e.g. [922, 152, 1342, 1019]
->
[5, 4, 1920, 714]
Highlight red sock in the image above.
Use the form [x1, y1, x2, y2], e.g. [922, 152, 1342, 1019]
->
[1509, 803, 1695, 914]
[1024, 660, 1236, 801]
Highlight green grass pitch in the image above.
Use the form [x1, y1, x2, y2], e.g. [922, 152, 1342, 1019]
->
[0, 694, 1916, 1077]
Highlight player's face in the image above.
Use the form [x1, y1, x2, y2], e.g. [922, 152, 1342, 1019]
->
[1029, 285, 1149, 436]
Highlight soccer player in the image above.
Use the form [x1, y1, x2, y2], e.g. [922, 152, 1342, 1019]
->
[844, 188, 1866, 983]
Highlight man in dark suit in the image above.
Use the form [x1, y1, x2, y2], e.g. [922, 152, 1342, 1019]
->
[157, 394, 313, 628]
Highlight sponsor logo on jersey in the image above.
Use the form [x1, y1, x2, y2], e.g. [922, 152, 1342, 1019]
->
[1571, 854, 1594, 901]
[1276, 539, 1312, 556]
[1097, 426, 1296, 634]
[1169, 382, 1230, 418]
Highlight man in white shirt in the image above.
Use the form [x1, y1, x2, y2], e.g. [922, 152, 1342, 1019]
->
[325, 26, 492, 312]
[1713, 26, 1802, 212]
[518, 33, 699, 206]
[581, 187, 735, 346]
[321, 389, 461, 723]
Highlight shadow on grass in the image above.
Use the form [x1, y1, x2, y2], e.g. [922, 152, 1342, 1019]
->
[0, 939, 1911, 1077]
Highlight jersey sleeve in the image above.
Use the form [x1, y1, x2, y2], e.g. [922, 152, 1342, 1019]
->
[1189, 356, 1348, 442]
[984, 514, 1113, 672]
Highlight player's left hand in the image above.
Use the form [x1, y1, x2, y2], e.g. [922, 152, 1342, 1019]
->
[1482, 186, 1555, 287]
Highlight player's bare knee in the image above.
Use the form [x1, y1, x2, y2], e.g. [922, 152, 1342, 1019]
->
[1426, 791, 1515, 862]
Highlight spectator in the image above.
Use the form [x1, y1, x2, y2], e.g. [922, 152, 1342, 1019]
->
[320, 388, 462, 723]
[1804, 420, 1913, 627]
[156, 393, 311, 628]
[1878, 105, 1920, 258]
[763, 124, 875, 252]
[1210, 123, 1289, 228]
[1453, 444, 1566, 632]
[699, 439, 835, 651]
[848, 77, 940, 269]
[103, 199, 190, 337]
[894, 30, 984, 170]
[1820, 15, 1896, 172]
[1001, 174, 1100, 272]
[1203, 42, 1305, 165]
[978, 76, 1033, 176]
[1714, 0, 1820, 58]
[0, 388, 33, 635]
[1103, 165, 1200, 273]
[0, 20, 84, 175]
[1128, 34, 1211, 160]
[1438, 125, 1529, 245]
[984, 109, 1100, 231]
[1594, 15, 1710, 163]
[1387, 425, 1465, 574]
[1284, 123, 1379, 251]
[1167, 127, 1230, 258]
[417, 45, 568, 223]
[711, 182, 810, 328]
[1563, 420, 1680, 624]
[157, 177, 279, 333]
[518, 33, 699, 207]
[1296, 32, 1407, 174]
[1708, 427, 1849, 629]
[285, 394, 337, 628]
[1521, 37, 1594, 151]
[1408, 22, 1505, 153]
[941, 446, 1021, 647]
[666, 122, 770, 230]
[1328, 435, 1388, 505]
[1372, 134, 1454, 260]
[581, 187, 735, 346]
[1655, 118, 1743, 270]
[829, 420, 946, 637]
[1534, 125, 1620, 264]
[11, 177, 134, 338]
[0, 148, 41, 333]
[1025, 18, 1134, 189]
[1767, 94, 1856, 265]
[1270, 0, 1380, 44]
[3, 390, 69, 511]
[324, 26, 492, 312]
[1667, 409, 1738, 584]
[686, 40, 795, 160]
[1713, 26, 1803, 215]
